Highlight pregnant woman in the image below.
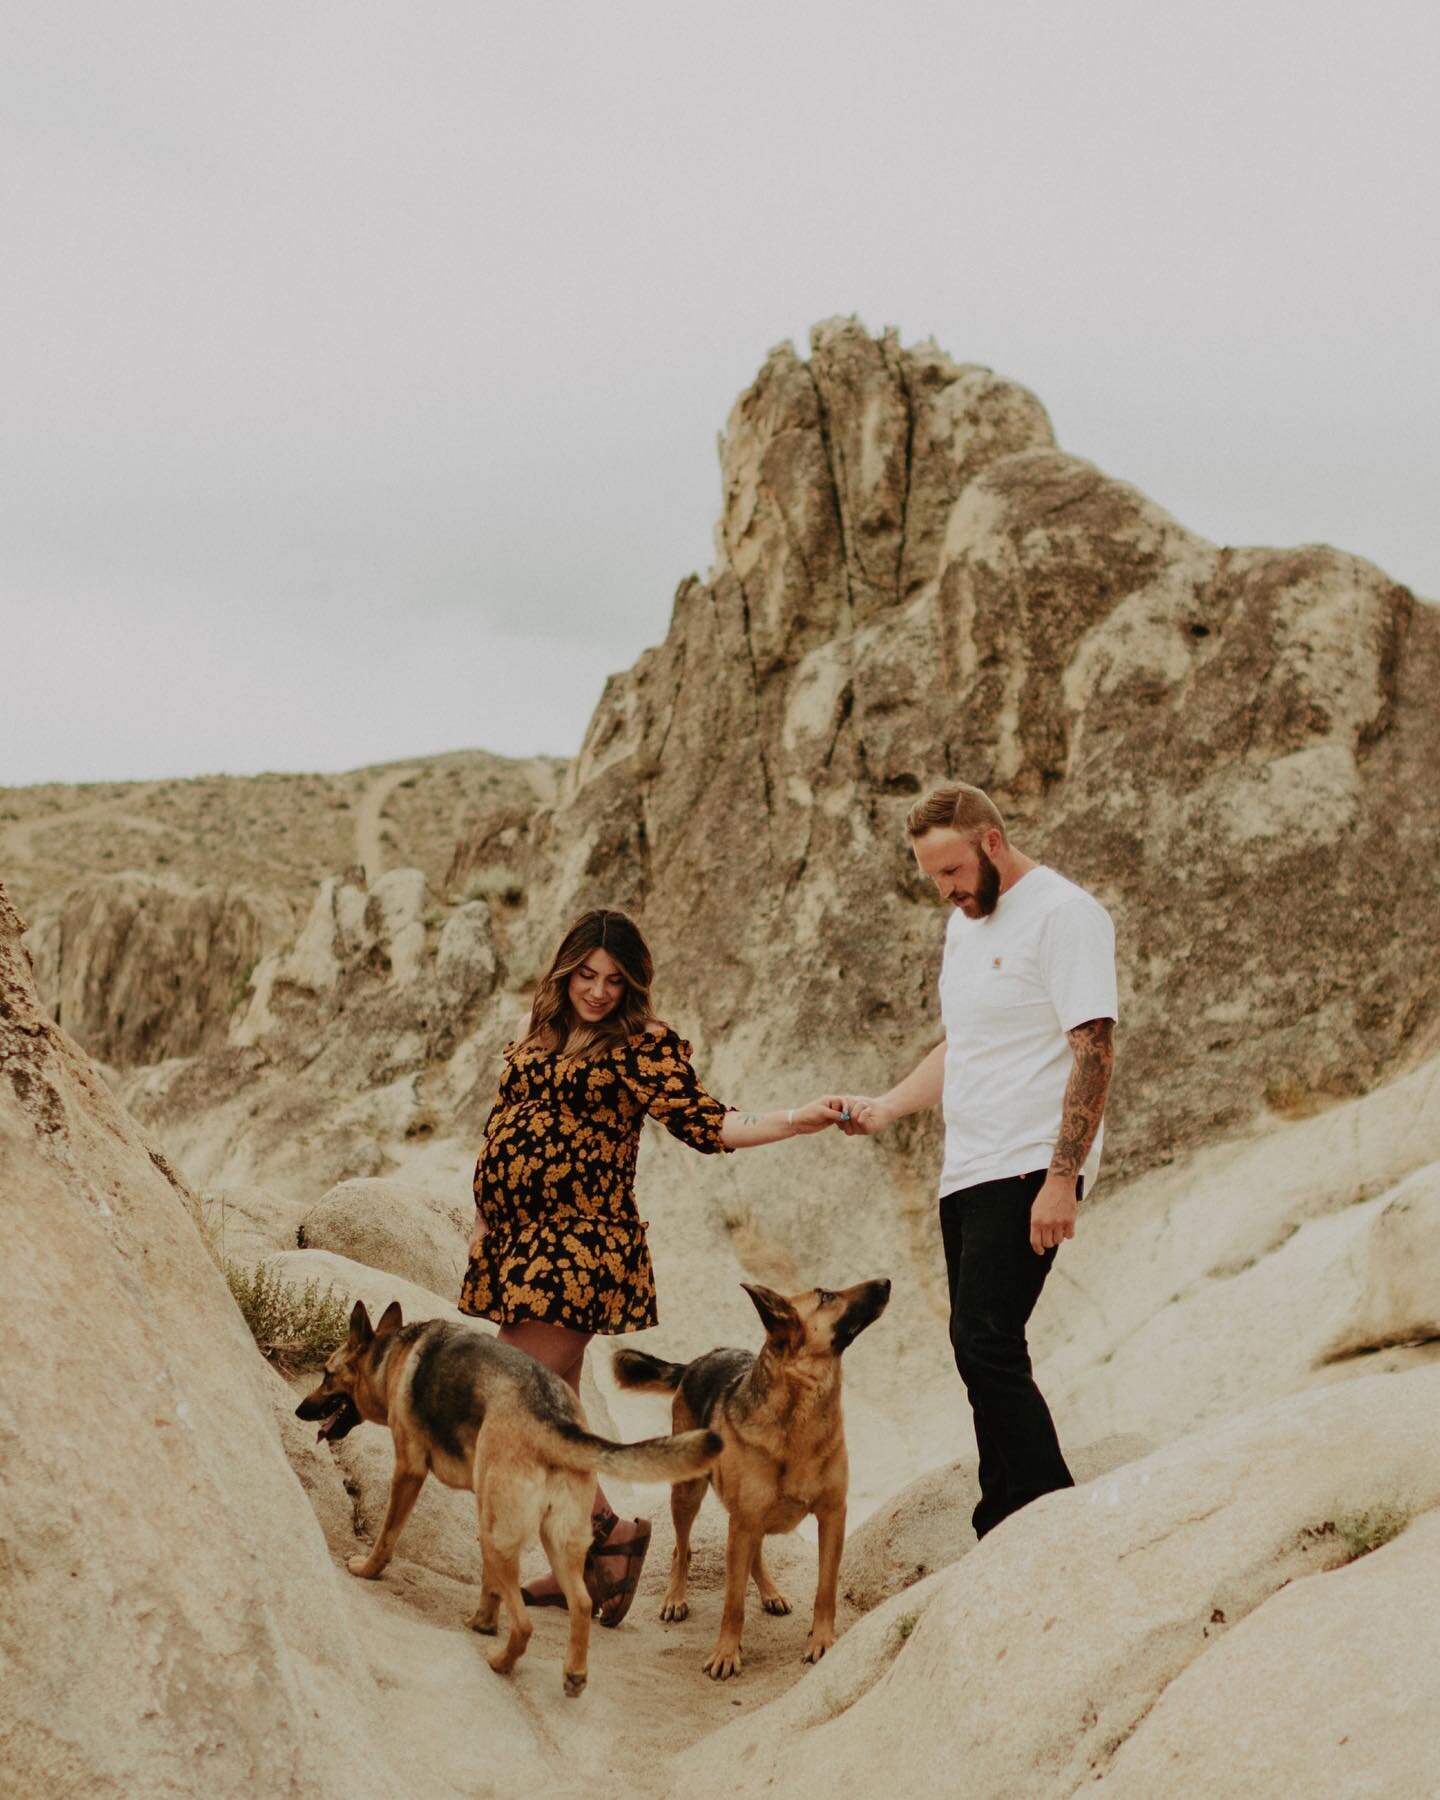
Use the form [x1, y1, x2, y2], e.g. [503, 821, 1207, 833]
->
[459, 906, 843, 1625]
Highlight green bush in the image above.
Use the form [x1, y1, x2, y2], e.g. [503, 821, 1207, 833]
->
[226, 1260, 352, 1373]
[1335, 1508, 1408, 1562]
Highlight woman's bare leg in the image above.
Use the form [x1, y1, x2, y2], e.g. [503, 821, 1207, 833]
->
[496, 1321, 644, 1600]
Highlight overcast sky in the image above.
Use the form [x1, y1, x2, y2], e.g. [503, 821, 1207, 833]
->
[3, 0, 1436, 787]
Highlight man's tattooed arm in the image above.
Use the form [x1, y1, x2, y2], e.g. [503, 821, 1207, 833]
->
[1049, 1018, 1115, 1180]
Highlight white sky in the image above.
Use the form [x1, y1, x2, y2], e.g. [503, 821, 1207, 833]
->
[3, 0, 1437, 787]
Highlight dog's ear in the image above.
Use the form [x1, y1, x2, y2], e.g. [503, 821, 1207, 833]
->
[348, 1300, 374, 1346]
[375, 1300, 403, 1338]
[742, 1283, 802, 1350]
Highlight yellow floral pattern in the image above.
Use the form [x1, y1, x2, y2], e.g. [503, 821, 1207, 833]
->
[458, 1025, 732, 1334]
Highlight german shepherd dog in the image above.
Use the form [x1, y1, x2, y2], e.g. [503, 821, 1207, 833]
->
[295, 1300, 720, 1696]
[612, 1277, 890, 1680]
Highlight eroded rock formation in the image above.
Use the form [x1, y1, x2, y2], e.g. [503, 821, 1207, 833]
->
[5, 317, 1440, 1798]
[454, 320, 1438, 1193]
[0, 887, 394, 1793]
[11, 322, 1438, 1209]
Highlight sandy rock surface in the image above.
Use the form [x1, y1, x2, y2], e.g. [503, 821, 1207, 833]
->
[0, 888, 400, 1795]
[841, 1432, 1153, 1614]
[1094, 1508, 1440, 1797]
[1035, 1055, 1440, 1449]
[195, 1180, 310, 1264]
[296, 1176, 473, 1298]
[671, 1370, 1440, 1800]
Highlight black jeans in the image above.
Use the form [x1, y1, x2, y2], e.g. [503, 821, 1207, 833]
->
[940, 1169, 1077, 1540]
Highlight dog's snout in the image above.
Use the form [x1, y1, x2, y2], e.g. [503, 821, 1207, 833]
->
[858, 1277, 892, 1314]
[295, 1387, 342, 1421]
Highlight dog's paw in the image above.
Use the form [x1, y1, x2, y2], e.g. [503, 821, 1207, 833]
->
[465, 1610, 498, 1636]
[703, 1645, 742, 1680]
[563, 1670, 587, 1698]
[760, 1592, 792, 1616]
[487, 1651, 516, 1677]
[659, 1597, 689, 1622]
[346, 1554, 382, 1580]
[802, 1632, 835, 1664]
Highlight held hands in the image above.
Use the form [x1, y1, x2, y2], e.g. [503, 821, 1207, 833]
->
[789, 1097, 852, 1135]
[832, 1096, 895, 1137]
[1030, 1174, 1078, 1255]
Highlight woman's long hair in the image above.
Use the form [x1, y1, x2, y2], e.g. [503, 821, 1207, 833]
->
[519, 909, 655, 1061]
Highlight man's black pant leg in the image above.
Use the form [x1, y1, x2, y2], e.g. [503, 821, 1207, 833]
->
[940, 1171, 1074, 1540]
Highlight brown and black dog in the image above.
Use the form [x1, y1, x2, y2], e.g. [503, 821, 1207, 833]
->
[295, 1300, 720, 1696]
[612, 1277, 890, 1680]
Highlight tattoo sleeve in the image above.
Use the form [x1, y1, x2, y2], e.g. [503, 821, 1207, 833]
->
[1049, 1018, 1115, 1180]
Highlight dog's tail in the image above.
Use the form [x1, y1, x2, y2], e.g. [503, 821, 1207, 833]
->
[611, 1347, 688, 1393]
[549, 1421, 720, 1483]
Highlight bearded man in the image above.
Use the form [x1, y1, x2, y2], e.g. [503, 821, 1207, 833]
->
[841, 782, 1117, 1539]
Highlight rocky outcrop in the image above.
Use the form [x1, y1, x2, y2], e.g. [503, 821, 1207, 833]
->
[0, 885, 396, 1795]
[24, 871, 291, 1066]
[1035, 1052, 1440, 1450]
[116, 866, 510, 1199]
[459, 320, 1437, 1198]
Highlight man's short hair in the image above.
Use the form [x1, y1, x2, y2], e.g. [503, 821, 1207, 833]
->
[905, 782, 1008, 842]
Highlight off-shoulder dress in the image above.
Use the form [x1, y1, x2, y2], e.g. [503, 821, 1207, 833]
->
[458, 1024, 733, 1334]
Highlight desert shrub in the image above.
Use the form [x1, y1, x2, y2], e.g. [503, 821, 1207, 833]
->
[226, 1261, 352, 1372]
[1335, 1508, 1408, 1561]
[1302, 1508, 1410, 1565]
[228, 960, 258, 1014]
[462, 865, 525, 906]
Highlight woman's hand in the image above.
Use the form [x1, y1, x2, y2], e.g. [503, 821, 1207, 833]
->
[788, 1097, 850, 1136]
[467, 1213, 488, 1257]
[721, 1099, 848, 1148]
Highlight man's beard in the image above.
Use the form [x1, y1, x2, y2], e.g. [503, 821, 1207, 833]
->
[955, 845, 1002, 917]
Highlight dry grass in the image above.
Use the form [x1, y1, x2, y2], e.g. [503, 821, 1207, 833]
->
[225, 1260, 352, 1372]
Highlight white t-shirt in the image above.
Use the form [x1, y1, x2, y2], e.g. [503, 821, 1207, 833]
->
[938, 865, 1118, 1197]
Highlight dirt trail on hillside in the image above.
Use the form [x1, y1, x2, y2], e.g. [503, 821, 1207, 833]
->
[0, 786, 168, 867]
[354, 766, 420, 881]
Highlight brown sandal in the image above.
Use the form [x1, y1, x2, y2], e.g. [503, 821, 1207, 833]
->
[589, 1517, 652, 1629]
[521, 1509, 621, 1609]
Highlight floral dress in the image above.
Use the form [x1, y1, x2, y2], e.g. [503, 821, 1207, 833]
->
[458, 1025, 733, 1334]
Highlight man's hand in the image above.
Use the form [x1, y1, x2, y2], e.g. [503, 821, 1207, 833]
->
[1030, 1175, 1078, 1255]
[467, 1214, 487, 1258]
[834, 1096, 895, 1138]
